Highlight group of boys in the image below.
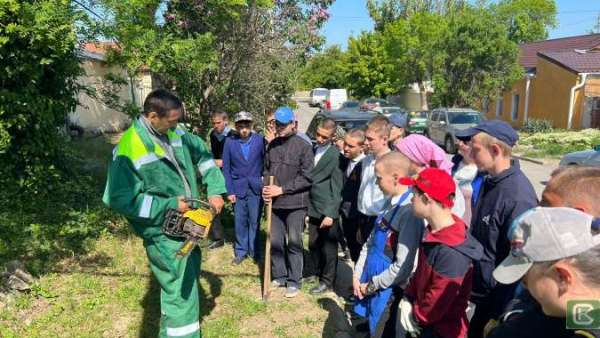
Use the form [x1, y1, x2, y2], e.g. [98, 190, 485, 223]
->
[105, 89, 600, 338]
[342, 115, 543, 338]
[199, 103, 596, 338]
[212, 106, 540, 338]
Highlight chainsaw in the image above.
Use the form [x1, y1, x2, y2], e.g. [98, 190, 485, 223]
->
[162, 198, 215, 258]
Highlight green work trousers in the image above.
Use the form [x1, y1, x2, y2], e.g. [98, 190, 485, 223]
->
[145, 235, 201, 338]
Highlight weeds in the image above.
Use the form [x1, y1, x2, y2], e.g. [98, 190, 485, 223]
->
[517, 128, 600, 158]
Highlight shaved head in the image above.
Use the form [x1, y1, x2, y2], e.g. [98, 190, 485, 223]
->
[376, 151, 411, 177]
[542, 166, 600, 216]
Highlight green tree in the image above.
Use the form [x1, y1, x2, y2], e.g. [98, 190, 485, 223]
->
[96, 0, 334, 130]
[299, 45, 346, 89]
[433, 7, 523, 107]
[0, 0, 81, 197]
[367, 0, 466, 30]
[382, 12, 447, 109]
[0, 0, 112, 264]
[493, 0, 557, 44]
[343, 31, 394, 99]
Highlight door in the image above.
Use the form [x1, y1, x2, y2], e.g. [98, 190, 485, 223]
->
[430, 111, 443, 144]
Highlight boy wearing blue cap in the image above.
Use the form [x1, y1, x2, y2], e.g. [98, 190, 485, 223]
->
[263, 106, 314, 298]
[455, 120, 537, 338]
[388, 113, 407, 146]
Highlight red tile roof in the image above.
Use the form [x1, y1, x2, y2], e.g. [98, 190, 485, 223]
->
[519, 33, 600, 69]
[82, 42, 119, 55]
[538, 50, 600, 73]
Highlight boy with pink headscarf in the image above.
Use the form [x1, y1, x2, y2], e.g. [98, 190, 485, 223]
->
[394, 134, 466, 218]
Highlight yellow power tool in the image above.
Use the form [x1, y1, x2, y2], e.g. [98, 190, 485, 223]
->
[161, 199, 214, 257]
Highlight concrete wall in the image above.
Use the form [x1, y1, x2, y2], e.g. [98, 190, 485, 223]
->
[71, 59, 152, 133]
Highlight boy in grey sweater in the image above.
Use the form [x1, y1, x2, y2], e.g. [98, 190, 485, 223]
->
[353, 152, 425, 338]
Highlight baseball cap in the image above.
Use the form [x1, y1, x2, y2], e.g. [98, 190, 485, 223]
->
[455, 120, 519, 146]
[493, 207, 600, 285]
[399, 168, 456, 208]
[274, 106, 295, 124]
[389, 113, 407, 128]
[234, 111, 253, 123]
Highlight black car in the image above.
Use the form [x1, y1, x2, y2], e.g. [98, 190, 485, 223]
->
[306, 109, 380, 140]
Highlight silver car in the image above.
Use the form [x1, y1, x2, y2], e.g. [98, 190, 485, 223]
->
[425, 108, 484, 153]
[559, 145, 600, 166]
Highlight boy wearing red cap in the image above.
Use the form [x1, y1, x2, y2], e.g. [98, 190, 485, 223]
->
[398, 168, 483, 338]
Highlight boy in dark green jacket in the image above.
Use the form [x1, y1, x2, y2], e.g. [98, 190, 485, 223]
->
[306, 118, 344, 295]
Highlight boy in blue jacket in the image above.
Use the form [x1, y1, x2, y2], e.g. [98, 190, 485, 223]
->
[222, 111, 265, 265]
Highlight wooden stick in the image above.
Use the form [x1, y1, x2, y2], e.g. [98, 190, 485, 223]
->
[262, 176, 274, 301]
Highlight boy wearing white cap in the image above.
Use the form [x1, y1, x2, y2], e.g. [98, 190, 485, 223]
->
[222, 112, 265, 265]
[492, 207, 600, 338]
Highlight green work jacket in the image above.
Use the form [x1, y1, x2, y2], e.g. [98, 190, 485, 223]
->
[103, 118, 226, 239]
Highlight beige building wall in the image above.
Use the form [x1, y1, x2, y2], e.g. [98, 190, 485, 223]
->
[483, 57, 583, 130]
[72, 59, 152, 133]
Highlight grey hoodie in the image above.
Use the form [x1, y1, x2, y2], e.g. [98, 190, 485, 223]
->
[353, 192, 425, 291]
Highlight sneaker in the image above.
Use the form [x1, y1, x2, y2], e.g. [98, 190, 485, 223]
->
[271, 280, 285, 288]
[284, 286, 299, 298]
[309, 282, 332, 295]
[231, 256, 245, 265]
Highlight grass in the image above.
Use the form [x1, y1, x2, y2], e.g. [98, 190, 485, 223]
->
[0, 133, 358, 338]
[0, 223, 353, 337]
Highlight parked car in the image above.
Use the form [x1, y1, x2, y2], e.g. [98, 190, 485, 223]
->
[381, 106, 407, 117]
[338, 100, 360, 111]
[360, 98, 389, 112]
[306, 109, 380, 141]
[559, 144, 600, 166]
[425, 108, 484, 153]
[309, 88, 328, 107]
[406, 110, 429, 134]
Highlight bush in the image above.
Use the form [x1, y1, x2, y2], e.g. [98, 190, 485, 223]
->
[518, 129, 600, 158]
[521, 118, 554, 133]
[0, 1, 118, 271]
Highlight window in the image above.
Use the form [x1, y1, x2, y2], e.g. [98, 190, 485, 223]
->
[511, 94, 520, 121]
[496, 97, 503, 117]
[431, 111, 439, 122]
[448, 112, 483, 124]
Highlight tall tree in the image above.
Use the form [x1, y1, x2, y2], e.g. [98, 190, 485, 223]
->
[299, 45, 346, 89]
[493, 0, 557, 44]
[382, 12, 447, 109]
[95, 0, 334, 130]
[367, 0, 466, 30]
[433, 7, 522, 107]
[343, 31, 394, 99]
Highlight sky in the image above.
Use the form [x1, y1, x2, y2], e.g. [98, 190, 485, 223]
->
[321, 0, 600, 50]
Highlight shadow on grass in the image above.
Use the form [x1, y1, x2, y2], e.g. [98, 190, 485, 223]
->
[138, 269, 224, 338]
[318, 297, 353, 338]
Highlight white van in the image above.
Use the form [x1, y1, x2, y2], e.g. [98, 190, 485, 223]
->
[309, 88, 329, 107]
[324, 89, 348, 110]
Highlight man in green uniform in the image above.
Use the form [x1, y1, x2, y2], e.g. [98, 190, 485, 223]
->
[103, 89, 226, 338]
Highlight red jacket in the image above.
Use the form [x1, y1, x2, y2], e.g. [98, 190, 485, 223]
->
[405, 216, 483, 338]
